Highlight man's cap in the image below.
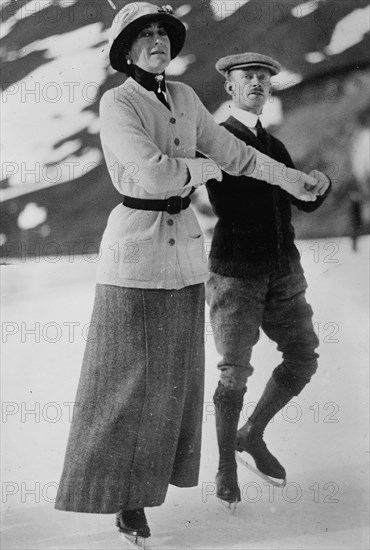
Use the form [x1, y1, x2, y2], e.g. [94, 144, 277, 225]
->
[216, 52, 281, 77]
[109, 3, 186, 73]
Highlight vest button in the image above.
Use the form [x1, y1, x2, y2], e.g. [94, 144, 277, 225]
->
[174, 138, 180, 146]
[168, 238, 176, 246]
[167, 219, 174, 226]
[170, 117, 176, 124]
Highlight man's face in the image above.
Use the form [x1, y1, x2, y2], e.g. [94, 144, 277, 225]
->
[226, 67, 272, 114]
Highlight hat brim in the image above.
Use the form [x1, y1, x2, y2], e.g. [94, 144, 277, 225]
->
[227, 62, 280, 76]
[110, 13, 186, 73]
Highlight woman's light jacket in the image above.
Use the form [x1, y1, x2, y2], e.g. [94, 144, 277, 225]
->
[97, 78, 258, 289]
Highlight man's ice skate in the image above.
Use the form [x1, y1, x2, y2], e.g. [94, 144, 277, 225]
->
[213, 382, 246, 512]
[116, 509, 151, 549]
[236, 420, 287, 488]
[216, 469, 240, 513]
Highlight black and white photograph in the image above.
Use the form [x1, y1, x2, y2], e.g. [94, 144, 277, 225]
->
[1, 1, 369, 548]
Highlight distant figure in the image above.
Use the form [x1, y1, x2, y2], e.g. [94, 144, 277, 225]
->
[350, 110, 370, 250]
[206, 52, 332, 505]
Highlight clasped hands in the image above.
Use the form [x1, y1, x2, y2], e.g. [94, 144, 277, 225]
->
[281, 167, 331, 202]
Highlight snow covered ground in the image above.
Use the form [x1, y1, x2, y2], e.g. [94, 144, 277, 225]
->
[1, 236, 369, 549]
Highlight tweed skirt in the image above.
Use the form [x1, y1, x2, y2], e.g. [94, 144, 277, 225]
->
[55, 283, 205, 513]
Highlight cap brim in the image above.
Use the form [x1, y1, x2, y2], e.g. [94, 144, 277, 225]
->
[110, 13, 186, 73]
[223, 62, 280, 76]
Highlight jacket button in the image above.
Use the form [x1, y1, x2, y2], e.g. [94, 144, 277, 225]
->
[167, 219, 174, 226]
[169, 238, 175, 246]
[174, 138, 180, 146]
[170, 117, 176, 124]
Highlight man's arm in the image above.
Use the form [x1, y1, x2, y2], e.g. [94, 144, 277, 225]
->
[277, 142, 332, 212]
[190, 87, 318, 202]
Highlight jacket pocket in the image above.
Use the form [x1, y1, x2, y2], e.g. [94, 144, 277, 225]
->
[186, 234, 207, 277]
[118, 239, 154, 281]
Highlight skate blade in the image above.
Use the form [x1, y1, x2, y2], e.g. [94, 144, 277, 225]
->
[236, 452, 287, 488]
[118, 531, 149, 549]
[219, 498, 238, 514]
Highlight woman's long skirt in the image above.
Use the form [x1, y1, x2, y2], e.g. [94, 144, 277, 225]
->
[55, 283, 205, 513]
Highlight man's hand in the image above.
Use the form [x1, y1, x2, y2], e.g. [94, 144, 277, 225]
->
[306, 170, 331, 196]
[279, 167, 318, 202]
[251, 152, 325, 201]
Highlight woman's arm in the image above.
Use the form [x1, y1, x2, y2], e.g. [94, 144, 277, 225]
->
[191, 88, 317, 202]
[100, 90, 222, 195]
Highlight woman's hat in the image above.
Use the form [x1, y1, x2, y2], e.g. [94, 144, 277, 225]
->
[109, 3, 186, 73]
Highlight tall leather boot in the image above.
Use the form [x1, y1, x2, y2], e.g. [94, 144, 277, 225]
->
[236, 376, 295, 480]
[213, 382, 246, 503]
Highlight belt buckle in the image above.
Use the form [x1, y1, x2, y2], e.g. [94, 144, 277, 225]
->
[166, 196, 182, 215]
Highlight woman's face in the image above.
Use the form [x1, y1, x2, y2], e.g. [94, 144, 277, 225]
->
[128, 22, 171, 73]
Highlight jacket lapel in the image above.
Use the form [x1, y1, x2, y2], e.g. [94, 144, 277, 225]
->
[222, 116, 270, 154]
[120, 77, 172, 117]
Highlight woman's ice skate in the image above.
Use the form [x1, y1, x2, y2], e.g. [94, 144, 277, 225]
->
[116, 509, 151, 548]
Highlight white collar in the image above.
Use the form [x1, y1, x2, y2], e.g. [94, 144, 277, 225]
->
[230, 106, 260, 131]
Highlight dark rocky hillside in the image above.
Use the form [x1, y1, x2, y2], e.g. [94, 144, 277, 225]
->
[1, 0, 369, 259]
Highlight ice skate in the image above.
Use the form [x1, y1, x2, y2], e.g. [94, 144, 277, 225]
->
[118, 532, 148, 549]
[236, 420, 287, 487]
[116, 509, 151, 549]
[235, 452, 286, 488]
[213, 382, 246, 511]
[236, 421, 286, 487]
[216, 469, 240, 512]
[234, 376, 298, 487]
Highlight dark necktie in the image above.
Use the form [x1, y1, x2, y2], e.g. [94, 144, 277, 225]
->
[157, 92, 170, 110]
[255, 119, 266, 147]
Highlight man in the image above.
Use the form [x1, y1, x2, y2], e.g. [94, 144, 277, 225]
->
[206, 53, 331, 505]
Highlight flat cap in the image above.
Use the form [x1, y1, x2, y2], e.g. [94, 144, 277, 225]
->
[216, 52, 281, 76]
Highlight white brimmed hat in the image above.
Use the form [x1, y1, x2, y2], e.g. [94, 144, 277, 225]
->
[109, 3, 186, 73]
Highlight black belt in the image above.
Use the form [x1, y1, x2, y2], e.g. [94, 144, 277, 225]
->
[122, 194, 192, 215]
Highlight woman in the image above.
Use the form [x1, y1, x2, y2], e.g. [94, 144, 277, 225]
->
[55, 2, 317, 545]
